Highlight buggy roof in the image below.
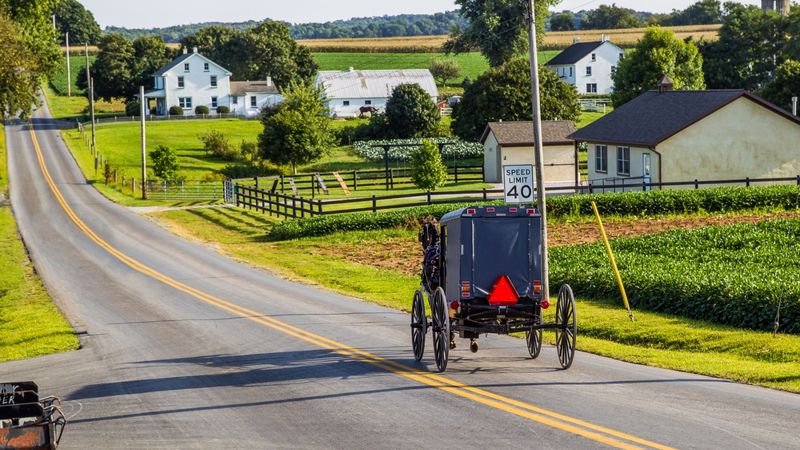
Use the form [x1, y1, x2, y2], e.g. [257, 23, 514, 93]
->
[440, 206, 539, 224]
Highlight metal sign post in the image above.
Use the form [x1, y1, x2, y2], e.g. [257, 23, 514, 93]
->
[502, 164, 534, 204]
[527, 1, 550, 300]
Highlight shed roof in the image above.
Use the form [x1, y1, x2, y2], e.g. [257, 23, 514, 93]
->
[480, 121, 577, 147]
[546, 41, 606, 66]
[231, 80, 278, 96]
[315, 69, 438, 100]
[569, 90, 800, 147]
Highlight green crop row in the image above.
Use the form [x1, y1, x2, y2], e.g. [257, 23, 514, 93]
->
[267, 185, 800, 241]
[550, 219, 800, 334]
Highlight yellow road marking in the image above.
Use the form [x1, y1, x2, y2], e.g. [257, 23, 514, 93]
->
[27, 126, 674, 450]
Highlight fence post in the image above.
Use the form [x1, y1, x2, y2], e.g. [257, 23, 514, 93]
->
[797, 175, 799, 186]
[372, 195, 377, 213]
[353, 170, 358, 191]
[695, 179, 699, 189]
[267, 191, 272, 217]
[427, 191, 432, 205]
[454, 165, 459, 183]
[389, 168, 394, 190]
[281, 175, 285, 192]
[482, 188, 487, 201]
[299, 197, 305, 218]
[310, 174, 316, 198]
[292, 196, 297, 219]
[254, 176, 259, 190]
[746, 177, 751, 187]
[132, 177, 136, 194]
[318, 199, 323, 216]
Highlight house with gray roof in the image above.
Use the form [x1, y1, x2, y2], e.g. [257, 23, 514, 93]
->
[545, 38, 624, 95]
[314, 68, 438, 118]
[569, 82, 800, 191]
[143, 48, 281, 116]
[480, 121, 578, 186]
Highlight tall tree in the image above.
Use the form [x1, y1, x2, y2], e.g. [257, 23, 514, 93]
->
[760, 60, 800, 111]
[611, 27, 705, 107]
[582, 4, 643, 29]
[451, 58, 580, 141]
[132, 35, 172, 89]
[92, 33, 136, 101]
[258, 82, 334, 174]
[54, 0, 102, 45]
[180, 25, 240, 63]
[0, 15, 39, 119]
[429, 58, 461, 86]
[444, 0, 560, 67]
[662, 0, 722, 26]
[550, 11, 575, 31]
[384, 83, 441, 139]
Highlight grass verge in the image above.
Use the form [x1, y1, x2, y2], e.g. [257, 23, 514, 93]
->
[0, 125, 79, 361]
[149, 206, 800, 393]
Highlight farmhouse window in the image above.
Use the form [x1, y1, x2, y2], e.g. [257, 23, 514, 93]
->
[179, 97, 192, 108]
[210, 76, 217, 88]
[204, 62, 209, 72]
[569, 67, 573, 77]
[591, 53, 596, 62]
[343, 100, 350, 106]
[619, 53, 624, 60]
[595, 145, 608, 173]
[585, 66, 592, 76]
[586, 83, 597, 93]
[211, 96, 218, 108]
[364, 100, 372, 105]
[232, 96, 238, 105]
[184, 63, 190, 72]
[178, 76, 184, 88]
[617, 147, 630, 176]
[250, 96, 257, 107]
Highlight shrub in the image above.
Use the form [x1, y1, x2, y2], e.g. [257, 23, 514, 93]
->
[198, 130, 239, 160]
[195, 105, 210, 115]
[217, 105, 230, 114]
[168, 106, 183, 115]
[385, 83, 440, 138]
[410, 139, 448, 191]
[149, 145, 180, 180]
[353, 138, 483, 162]
[240, 141, 258, 162]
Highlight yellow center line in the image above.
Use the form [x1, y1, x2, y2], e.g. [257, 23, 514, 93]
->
[27, 125, 673, 450]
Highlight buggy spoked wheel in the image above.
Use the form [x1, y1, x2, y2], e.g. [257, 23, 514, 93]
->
[431, 287, 450, 372]
[525, 310, 543, 359]
[555, 284, 577, 369]
[411, 290, 427, 362]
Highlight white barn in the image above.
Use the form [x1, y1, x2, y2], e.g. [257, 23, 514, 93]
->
[143, 48, 282, 116]
[545, 39, 624, 95]
[314, 68, 438, 118]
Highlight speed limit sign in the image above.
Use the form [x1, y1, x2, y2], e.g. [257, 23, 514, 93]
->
[502, 164, 534, 204]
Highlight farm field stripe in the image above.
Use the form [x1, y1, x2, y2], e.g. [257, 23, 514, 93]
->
[27, 125, 672, 450]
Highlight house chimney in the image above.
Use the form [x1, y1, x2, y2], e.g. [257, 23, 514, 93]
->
[657, 76, 674, 93]
[266, 76, 272, 87]
[793, 96, 798, 116]
[601, 34, 609, 42]
[192, 47, 198, 54]
[573, 37, 580, 44]
[182, 47, 188, 55]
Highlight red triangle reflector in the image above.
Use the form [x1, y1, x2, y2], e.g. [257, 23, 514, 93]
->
[488, 275, 519, 306]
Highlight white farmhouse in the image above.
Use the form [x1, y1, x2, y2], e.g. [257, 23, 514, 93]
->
[143, 48, 282, 116]
[315, 68, 438, 118]
[545, 39, 624, 95]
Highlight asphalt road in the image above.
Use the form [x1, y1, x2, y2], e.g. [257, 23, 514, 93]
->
[1, 105, 799, 449]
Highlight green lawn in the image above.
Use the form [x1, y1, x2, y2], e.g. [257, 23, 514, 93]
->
[150, 206, 800, 393]
[0, 125, 79, 361]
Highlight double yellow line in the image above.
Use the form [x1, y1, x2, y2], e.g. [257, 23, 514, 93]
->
[28, 126, 673, 450]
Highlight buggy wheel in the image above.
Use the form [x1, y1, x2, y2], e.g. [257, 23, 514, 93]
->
[411, 290, 427, 362]
[431, 287, 450, 372]
[555, 284, 577, 369]
[525, 309, 543, 359]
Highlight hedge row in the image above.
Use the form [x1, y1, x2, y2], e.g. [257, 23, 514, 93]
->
[550, 219, 800, 333]
[267, 185, 800, 241]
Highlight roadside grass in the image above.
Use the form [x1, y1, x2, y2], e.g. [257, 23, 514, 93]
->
[0, 125, 79, 361]
[44, 85, 125, 121]
[150, 206, 800, 393]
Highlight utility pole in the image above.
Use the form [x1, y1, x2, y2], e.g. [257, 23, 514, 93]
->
[65, 32, 71, 97]
[89, 77, 97, 157]
[140, 86, 147, 200]
[793, 97, 798, 117]
[84, 43, 90, 98]
[527, 0, 550, 300]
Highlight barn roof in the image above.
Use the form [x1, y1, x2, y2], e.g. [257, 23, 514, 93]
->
[314, 69, 438, 100]
[231, 80, 278, 96]
[569, 90, 800, 147]
[480, 121, 577, 147]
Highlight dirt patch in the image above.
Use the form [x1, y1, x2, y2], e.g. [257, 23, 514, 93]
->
[315, 211, 800, 277]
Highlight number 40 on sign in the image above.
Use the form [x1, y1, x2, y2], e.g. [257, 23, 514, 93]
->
[503, 164, 534, 204]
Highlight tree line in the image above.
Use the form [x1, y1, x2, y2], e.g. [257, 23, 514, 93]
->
[550, 0, 727, 32]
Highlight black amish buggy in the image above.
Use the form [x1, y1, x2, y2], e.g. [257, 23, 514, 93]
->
[413, 205, 576, 372]
[0, 382, 66, 449]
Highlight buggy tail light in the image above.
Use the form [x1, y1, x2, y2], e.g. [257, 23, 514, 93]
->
[450, 301, 460, 310]
[509, 207, 518, 213]
[488, 275, 519, 306]
[541, 299, 550, 309]
[461, 281, 471, 297]
[486, 207, 495, 213]
[527, 208, 536, 215]
[466, 208, 477, 215]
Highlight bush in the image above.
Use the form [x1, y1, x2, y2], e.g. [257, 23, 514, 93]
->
[385, 83, 440, 138]
[217, 105, 230, 114]
[149, 145, 180, 180]
[125, 101, 140, 116]
[410, 139, 448, 191]
[169, 106, 183, 115]
[353, 138, 483, 162]
[195, 105, 210, 115]
[220, 162, 285, 179]
[198, 130, 240, 160]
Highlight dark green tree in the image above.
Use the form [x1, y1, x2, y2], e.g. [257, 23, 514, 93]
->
[0, 15, 40, 119]
[411, 139, 448, 191]
[760, 60, 800, 111]
[612, 27, 705, 107]
[258, 82, 334, 174]
[662, 0, 722, 26]
[92, 33, 136, 100]
[444, 0, 559, 67]
[132, 35, 172, 90]
[54, 0, 102, 45]
[550, 11, 575, 31]
[149, 145, 180, 180]
[385, 83, 441, 139]
[451, 58, 580, 141]
[582, 4, 643, 29]
[180, 25, 239, 59]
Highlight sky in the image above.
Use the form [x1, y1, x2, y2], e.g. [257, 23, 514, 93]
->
[78, 0, 763, 29]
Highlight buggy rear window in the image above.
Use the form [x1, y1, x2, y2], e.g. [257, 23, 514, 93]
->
[471, 219, 530, 297]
